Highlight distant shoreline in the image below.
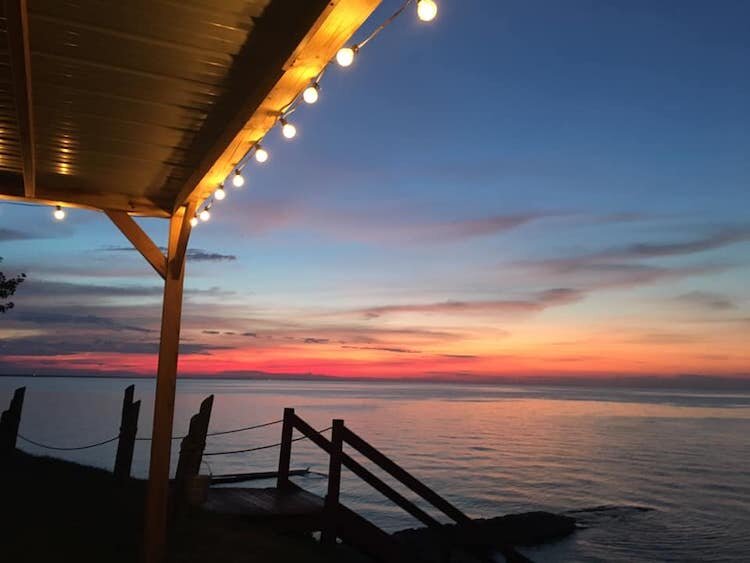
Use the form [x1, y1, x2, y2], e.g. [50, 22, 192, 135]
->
[1, 371, 749, 391]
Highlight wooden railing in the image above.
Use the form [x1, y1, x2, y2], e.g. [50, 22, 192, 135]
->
[276, 407, 471, 546]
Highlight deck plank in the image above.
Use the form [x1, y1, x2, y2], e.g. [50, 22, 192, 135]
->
[203, 486, 325, 518]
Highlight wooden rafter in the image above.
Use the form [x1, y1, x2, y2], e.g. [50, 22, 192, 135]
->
[105, 210, 168, 279]
[0, 176, 170, 217]
[171, 0, 380, 213]
[4, 0, 35, 197]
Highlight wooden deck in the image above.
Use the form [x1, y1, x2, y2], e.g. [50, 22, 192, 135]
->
[203, 485, 420, 562]
[203, 486, 325, 519]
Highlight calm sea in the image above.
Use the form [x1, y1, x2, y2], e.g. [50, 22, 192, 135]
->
[2, 377, 749, 562]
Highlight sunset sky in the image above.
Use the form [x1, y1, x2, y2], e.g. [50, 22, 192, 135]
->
[0, 0, 748, 380]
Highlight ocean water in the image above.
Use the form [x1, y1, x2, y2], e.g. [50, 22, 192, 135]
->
[1, 376, 749, 562]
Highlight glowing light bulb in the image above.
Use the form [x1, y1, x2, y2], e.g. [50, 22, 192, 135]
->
[53, 205, 65, 221]
[199, 209, 210, 222]
[417, 0, 438, 21]
[214, 186, 226, 200]
[280, 118, 297, 139]
[232, 169, 245, 187]
[302, 83, 319, 104]
[189, 216, 199, 227]
[336, 46, 356, 67]
[255, 145, 268, 163]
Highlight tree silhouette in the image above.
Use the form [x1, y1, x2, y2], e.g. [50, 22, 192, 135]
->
[0, 257, 25, 313]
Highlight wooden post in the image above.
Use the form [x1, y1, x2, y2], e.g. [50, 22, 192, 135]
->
[143, 203, 195, 563]
[321, 418, 344, 547]
[114, 385, 141, 481]
[174, 395, 214, 513]
[0, 386, 25, 457]
[276, 407, 295, 490]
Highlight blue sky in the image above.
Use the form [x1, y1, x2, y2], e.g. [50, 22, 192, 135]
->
[1, 0, 748, 378]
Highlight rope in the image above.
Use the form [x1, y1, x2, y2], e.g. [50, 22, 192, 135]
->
[134, 418, 283, 441]
[358, 0, 413, 48]
[17, 433, 119, 451]
[204, 426, 332, 457]
[17, 419, 285, 449]
[207, 418, 282, 437]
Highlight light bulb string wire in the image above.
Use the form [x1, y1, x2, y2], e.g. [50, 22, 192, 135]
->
[279, 0, 413, 120]
[204, 0, 423, 217]
[358, 0, 414, 49]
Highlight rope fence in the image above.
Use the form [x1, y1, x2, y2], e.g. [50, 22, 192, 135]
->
[204, 426, 332, 457]
[17, 433, 120, 451]
[14, 419, 329, 458]
[133, 418, 283, 442]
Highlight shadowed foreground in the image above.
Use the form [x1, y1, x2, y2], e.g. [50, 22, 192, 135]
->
[2, 451, 577, 562]
[1, 451, 364, 562]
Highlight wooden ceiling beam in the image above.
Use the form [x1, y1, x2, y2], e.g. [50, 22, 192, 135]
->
[171, 0, 381, 213]
[0, 174, 171, 217]
[4, 0, 36, 197]
[0, 191, 171, 217]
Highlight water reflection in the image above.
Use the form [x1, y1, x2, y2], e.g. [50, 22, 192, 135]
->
[1, 377, 748, 562]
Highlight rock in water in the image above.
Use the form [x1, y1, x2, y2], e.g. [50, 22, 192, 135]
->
[393, 511, 576, 562]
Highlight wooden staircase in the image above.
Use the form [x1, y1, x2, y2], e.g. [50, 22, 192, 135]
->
[197, 408, 509, 562]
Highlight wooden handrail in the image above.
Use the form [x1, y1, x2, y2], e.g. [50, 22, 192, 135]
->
[321, 419, 344, 546]
[342, 426, 471, 525]
[341, 448, 440, 527]
[278, 412, 448, 528]
[274, 409, 500, 562]
[276, 407, 295, 489]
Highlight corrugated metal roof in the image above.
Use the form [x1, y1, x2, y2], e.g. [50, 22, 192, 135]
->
[29, 0, 269, 211]
[0, 6, 24, 175]
[0, 0, 380, 216]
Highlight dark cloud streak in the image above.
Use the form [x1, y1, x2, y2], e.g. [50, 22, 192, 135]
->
[101, 246, 236, 262]
[358, 288, 584, 319]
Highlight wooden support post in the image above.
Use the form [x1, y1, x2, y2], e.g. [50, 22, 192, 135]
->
[143, 203, 195, 563]
[114, 385, 141, 481]
[276, 407, 295, 490]
[321, 418, 344, 547]
[0, 386, 25, 457]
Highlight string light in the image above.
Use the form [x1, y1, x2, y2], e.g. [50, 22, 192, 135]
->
[336, 46, 357, 67]
[192, 0, 436, 229]
[53, 205, 65, 221]
[280, 118, 297, 139]
[231, 169, 245, 188]
[417, 0, 438, 21]
[255, 145, 269, 163]
[302, 83, 319, 104]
